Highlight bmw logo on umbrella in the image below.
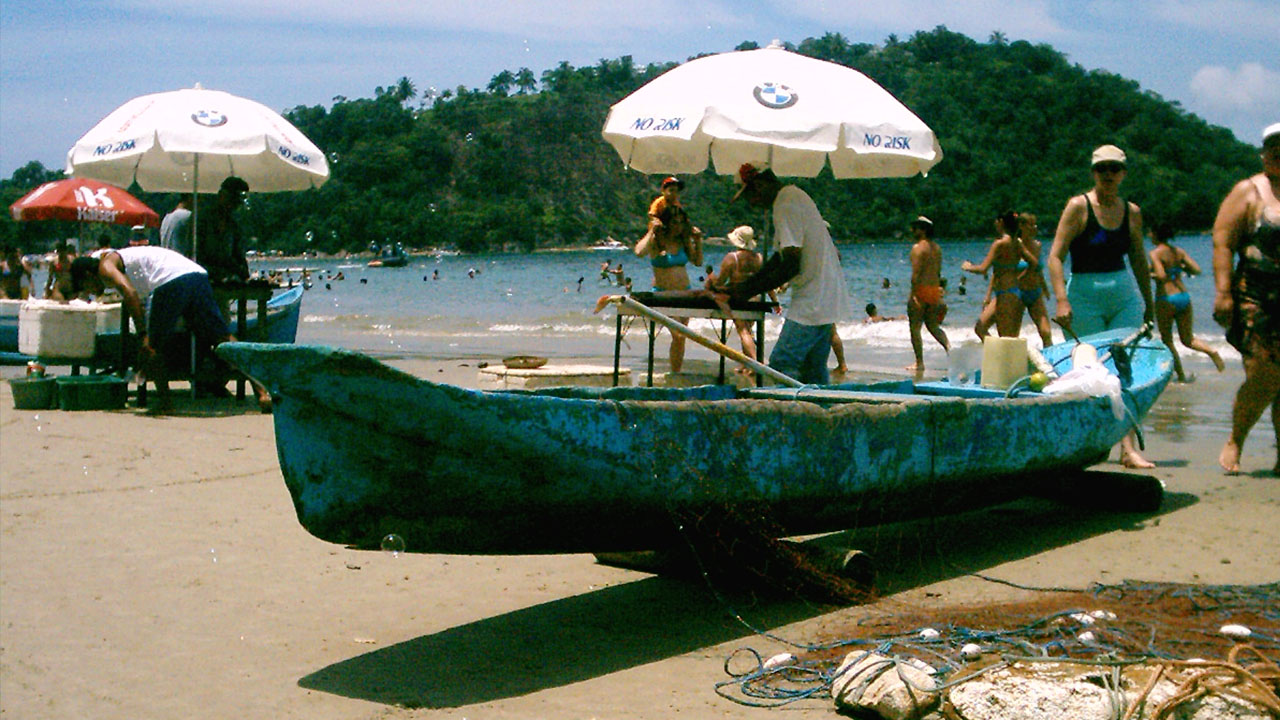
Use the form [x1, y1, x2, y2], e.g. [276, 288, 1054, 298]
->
[191, 110, 228, 127]
[753, 82, 798, 109]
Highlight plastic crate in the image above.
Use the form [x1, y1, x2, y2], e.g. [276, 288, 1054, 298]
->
[55, 375, 128, 411]
[8, 376, 57, 410]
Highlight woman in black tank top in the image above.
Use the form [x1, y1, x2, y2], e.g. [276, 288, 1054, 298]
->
[1047, 144, 1156, 469]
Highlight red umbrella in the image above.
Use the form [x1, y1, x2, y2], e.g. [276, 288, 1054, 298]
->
[9, 178, 159, 227]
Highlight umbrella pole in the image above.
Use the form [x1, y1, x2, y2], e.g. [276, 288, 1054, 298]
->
[191, 155, 200, 261]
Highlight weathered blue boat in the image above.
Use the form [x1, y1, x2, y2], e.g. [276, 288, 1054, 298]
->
[217, 327, 1172, 555]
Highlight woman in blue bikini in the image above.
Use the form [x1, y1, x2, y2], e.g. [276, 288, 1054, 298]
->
[1149, 223, 1224, 382]
[635, 179, 703, 372]
[964, 210, 1033, 340]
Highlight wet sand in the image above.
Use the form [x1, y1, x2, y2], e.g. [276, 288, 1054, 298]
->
[1, 353, 1277, 719]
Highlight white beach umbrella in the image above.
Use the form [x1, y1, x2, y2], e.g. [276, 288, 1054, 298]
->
[602, 42, 942, 179]
[65, 84, 329, 260]
[65, 84, 329, 193]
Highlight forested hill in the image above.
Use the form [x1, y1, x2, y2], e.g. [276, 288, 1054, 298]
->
[1, 27, 1261, 254]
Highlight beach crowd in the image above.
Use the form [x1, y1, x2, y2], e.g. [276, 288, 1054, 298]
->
[617, 123, 1280, 475]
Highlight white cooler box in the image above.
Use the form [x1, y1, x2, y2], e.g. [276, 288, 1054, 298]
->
[18, 300, 115, 359]
[0, 298, 21, 320]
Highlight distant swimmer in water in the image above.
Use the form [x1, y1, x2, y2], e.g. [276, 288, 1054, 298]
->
[863, 302, 903, 323]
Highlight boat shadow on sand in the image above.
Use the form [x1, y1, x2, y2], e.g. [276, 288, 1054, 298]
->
[297, 476, 1196, 709]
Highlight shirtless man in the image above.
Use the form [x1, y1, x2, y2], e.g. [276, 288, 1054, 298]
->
[906, 216, 950, 373]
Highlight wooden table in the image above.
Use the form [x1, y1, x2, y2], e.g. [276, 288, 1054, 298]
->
[121, 280, 273, 405]
[611, 293, 776, 387]
[213, 282, 273, 400]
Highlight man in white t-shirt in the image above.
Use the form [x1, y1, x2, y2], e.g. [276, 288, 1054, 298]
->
[70, 246, 271, 412]
[726, 163, 852, 384]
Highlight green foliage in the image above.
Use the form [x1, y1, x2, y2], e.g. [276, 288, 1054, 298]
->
[2, 27, 1261, 254]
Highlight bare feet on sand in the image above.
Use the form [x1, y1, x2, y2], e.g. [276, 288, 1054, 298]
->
[1120, 449, 1156, 469]
[833, 365, 848, 375]
[1219, 441, 1241, 475]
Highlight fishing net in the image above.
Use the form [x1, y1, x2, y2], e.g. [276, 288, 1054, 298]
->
[711, 579, 1279, 714]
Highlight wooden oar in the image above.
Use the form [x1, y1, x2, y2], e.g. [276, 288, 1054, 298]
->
[601, 295, 803, 388]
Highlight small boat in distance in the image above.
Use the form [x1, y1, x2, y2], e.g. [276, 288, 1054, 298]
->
[218, 325, 1173, 556]
[368, 242, 409, 268]
[589, 237, 628, 251]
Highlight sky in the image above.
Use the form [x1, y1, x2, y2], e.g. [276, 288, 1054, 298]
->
[2, 0, 1277, 180]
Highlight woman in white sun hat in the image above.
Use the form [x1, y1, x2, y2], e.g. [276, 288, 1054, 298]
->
[707, 225, 776, 375]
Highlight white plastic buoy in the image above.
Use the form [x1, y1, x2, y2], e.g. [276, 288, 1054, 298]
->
[960, 643, 982, 660]
[1070, 612, 1096, 625]
[1077, 631, 1097, 645]
[1090, 610, 1117, 621]
[918, 628, 940, 641]
[1220, 624, 1252, 639]
[763, 652, 796, 670]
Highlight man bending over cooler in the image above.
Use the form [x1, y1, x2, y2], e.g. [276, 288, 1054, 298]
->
[70, 246, 272, 413]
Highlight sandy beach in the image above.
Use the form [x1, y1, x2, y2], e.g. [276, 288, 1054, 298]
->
[2, 351, 1278, 719]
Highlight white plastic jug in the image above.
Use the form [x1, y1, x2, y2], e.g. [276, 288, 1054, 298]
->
[981, 336, 1029, 389]
[947, 342, 982, 385]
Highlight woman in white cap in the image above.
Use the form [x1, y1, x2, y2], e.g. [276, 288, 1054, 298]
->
[707, 225, 773, 374]
[1047, 143, 1155, 469]
[1212, 123, 1280, 474]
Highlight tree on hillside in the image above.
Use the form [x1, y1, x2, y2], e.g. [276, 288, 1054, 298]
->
[515, 68, 537, 95]
[487, 70, 515, 97]
[394, 77, 417, 104]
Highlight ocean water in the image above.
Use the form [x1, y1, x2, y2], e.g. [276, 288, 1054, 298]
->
[262, 234, 1230, 375]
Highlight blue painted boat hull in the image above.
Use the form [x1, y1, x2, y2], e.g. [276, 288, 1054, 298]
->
[218, 328, 1172, 554]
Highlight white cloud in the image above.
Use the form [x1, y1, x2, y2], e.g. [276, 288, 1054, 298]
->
[1190, 62, 1280, 112]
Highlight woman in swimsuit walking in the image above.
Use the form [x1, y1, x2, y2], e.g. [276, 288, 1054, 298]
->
[1212, 123, 1280, 474]
[635, 177, 703, 373]
[963, 210, 1031, 339]
[1047, 144, 1155, 469]
[1014, 213, 1054, 347]
[1149, 222, 1224, 382]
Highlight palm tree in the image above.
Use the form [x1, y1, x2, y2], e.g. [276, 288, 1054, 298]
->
[487, 70, 515, 97]
[515, 67, 537, 94]
[395, 76, 417, 103]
